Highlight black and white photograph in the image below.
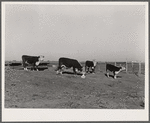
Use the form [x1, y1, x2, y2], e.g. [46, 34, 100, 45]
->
[2, 1, 149, 122]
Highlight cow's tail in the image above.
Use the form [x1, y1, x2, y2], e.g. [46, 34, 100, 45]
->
[22, 55, 25, 66]
[55, 58, 61, 71]
[105, 62, 108, 72]
[85, 62, 87, 72]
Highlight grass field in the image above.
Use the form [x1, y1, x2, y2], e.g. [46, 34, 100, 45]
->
[5, 61, 145, 109]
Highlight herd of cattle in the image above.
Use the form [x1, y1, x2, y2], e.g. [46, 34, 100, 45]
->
[22, 55, 126, 79]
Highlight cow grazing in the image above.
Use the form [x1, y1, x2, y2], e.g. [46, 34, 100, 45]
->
[56, 57, 83, 75]
[22, 55, 44, 71]
[106, 64, 125, 79]
[85, 60, 97, 73]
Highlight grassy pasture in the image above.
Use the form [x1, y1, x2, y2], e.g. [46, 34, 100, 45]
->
[5, 61, 145, 109]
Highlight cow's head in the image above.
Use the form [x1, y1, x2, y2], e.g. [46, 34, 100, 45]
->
[120, 66, 126, 71]
[77, 66, 83, 72]
[77, 62, 83, 72]
[93, 60, 97, 67]
[38, 55, 44, 61]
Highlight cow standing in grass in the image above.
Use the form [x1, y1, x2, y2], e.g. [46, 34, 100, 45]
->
[56, 57, 83, 75]
[85, 60, 97, 73]
[22, 55, 44, 71]
[106, 64, 125, 79]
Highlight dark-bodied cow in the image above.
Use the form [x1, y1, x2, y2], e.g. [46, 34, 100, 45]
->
[22, 55, 44, 71]
[106, 64, 125, 79]
[56, 57, 83, 75]
[85, 60, 97, 73]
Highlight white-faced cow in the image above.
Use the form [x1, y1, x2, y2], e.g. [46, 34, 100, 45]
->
[106, 64, 125, 79]
[22, 55, 44, 71]
[85, 60, 97, 73]
[56, 57, 83, 75]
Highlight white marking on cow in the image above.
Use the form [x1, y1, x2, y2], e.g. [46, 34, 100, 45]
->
[114, 75, 117, 79]
[60, 71, 63, 74]
[35, 61, 40, 66]
[106, 72, 109, 77]
[24, 68, 28, 71]
[39, 55, 44, 61]
[61, 65, 66, 69]
[115, 66, 126, 75]
[52, 65, 56, 68]
[121, 66, 126, 71]
[75, 68, 79, 72]
[115, 70, 120, 75]
[93, 60, 97, 67]
[56, 70, 60, 74]
[81, 74, 86, 79]
[25, 61, 29, 64]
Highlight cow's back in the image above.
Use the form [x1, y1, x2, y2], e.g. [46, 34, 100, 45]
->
[22, 55, 38, 64]
[85, 61, 94, 67]
[106, 64, 120, 72]
[59, 57, 81, 68]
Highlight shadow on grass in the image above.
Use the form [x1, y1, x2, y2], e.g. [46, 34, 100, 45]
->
[104, 73, 122, 79]
[86, 71, 95, 74]
[62, 71, 83, 76]
[12, 67, 48, 71]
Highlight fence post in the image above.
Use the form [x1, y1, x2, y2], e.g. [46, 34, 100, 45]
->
[132, 61, 134, 73]
[126, 60, 128, 73]
[139, 61, 141, 74]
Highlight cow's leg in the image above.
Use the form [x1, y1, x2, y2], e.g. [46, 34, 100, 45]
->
[106, 70, 109, 77]
[36, 65, 39, 71]
[114, 75, 117, 79]
[32, 64, 35, 71]
[22, 61, 28, 71]
[73, 67, 77, 75]
[86, 67, 89, 73]
[24, 67, 28, 71]
[56, 66, 60, 74]
[85, 66, 87, 73]
[106, 72, 109, 77]
[113, 71, 117, 79]
[92, 67, 95, 74]
[93, 68, 96, 74]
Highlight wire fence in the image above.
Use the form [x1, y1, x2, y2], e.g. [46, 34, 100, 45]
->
[5, 61, 145, 75]
[94, 62, 145, 75]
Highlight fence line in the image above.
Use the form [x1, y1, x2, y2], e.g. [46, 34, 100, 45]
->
[139, 62, 141, 74]
[5, 61, 145, 75]
[101, 61, 144, 75]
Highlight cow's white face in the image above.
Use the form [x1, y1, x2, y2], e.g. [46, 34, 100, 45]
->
[39, 55, 44, 61]
[61, 65, 66, 69]
[121, 66, 126, 71]
[82, 71, 86, 75]
[93, 60, 97, 67]
[115, 66, 125, 75]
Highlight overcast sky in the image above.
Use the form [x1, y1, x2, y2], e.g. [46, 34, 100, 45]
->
[4, 2, 146, 62]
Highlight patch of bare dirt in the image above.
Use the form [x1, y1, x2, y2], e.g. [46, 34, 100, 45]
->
[5, 67, 144, 109]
